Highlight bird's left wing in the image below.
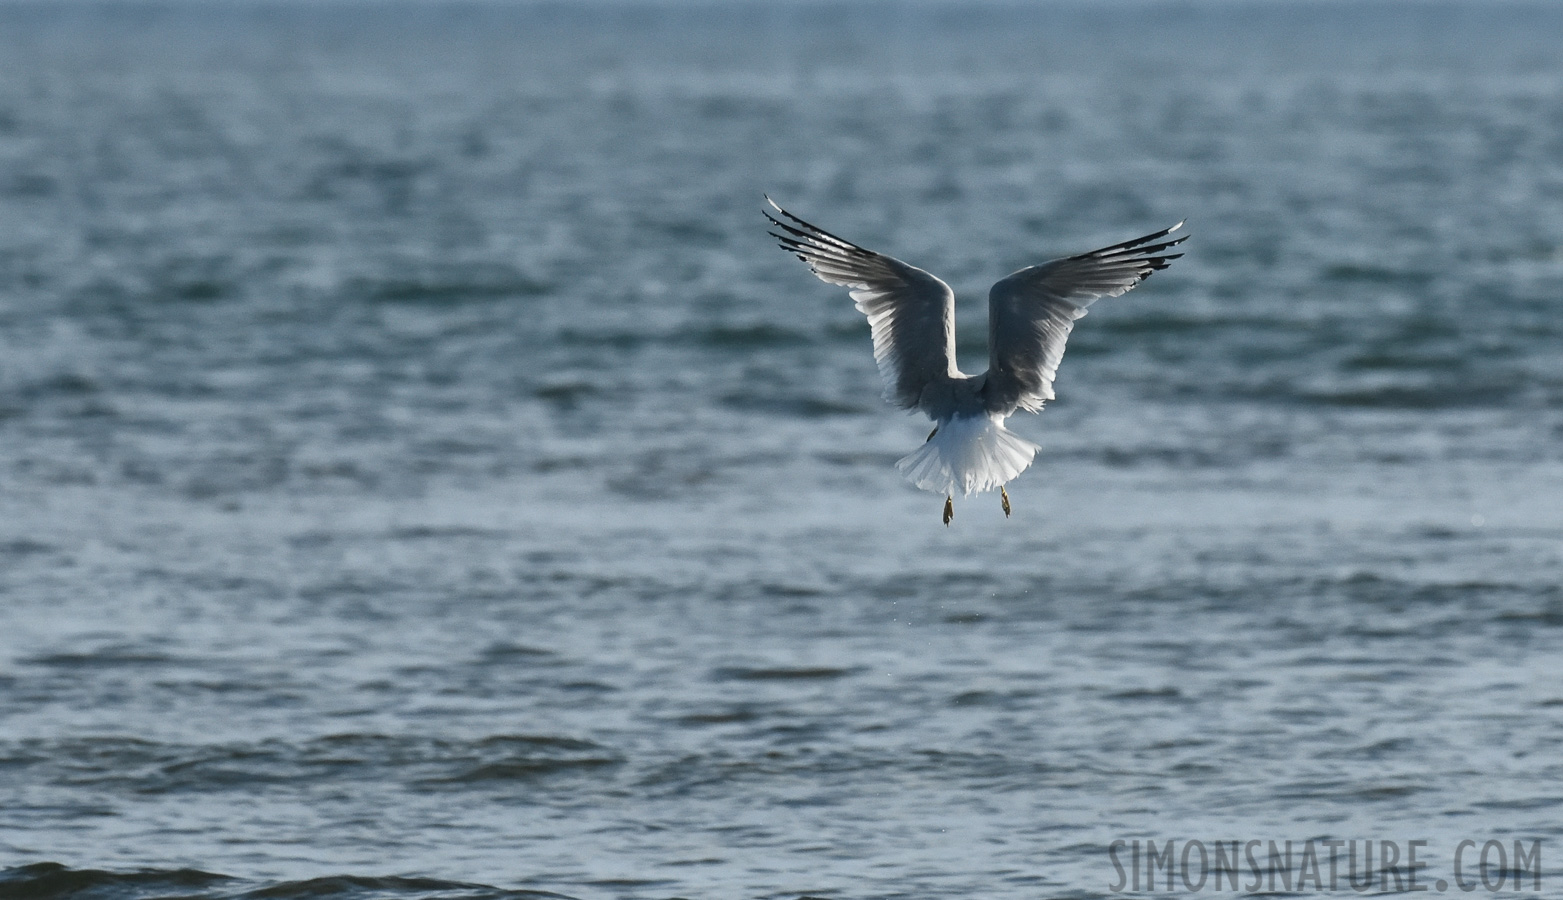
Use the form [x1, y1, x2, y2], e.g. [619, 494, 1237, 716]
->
[766, 198, 956, 412]
[983, 223, 1186, 415]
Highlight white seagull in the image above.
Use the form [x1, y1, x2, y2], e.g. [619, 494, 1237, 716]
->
[766, 197, 1186, 525]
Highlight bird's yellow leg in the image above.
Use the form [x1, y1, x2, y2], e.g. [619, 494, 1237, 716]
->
[943, 495, 954, 526]
[1001, 486, 1011, 518]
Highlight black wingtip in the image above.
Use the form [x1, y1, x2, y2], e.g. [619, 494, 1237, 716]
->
[761, 202, 876, 259]
[1071, 223, 1190, 261]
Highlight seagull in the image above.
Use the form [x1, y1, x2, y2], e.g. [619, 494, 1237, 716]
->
[765, 197, 1186, 525]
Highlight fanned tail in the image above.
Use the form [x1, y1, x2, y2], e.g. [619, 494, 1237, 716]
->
[895, 414, 1040, 496]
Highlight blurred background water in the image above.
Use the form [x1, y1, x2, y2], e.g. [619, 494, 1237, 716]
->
[2, 1, 1563, 898]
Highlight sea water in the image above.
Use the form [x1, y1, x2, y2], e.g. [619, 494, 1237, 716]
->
[2, 2, 1562, 898]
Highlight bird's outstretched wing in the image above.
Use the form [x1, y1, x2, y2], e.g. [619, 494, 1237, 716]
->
[982, 223, 1186, 415]
[766, 198, 956, 412]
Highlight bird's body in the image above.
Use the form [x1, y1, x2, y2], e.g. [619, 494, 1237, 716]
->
[765, 198, 1185, 523]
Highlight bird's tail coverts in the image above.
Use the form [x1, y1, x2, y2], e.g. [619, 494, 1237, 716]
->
[896, 414, 1040, 496]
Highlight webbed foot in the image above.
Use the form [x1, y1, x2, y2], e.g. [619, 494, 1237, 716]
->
[1001, 485, 1011, 518]
[942, 494, 953, 526]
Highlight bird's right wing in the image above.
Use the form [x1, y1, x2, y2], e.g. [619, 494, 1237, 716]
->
[766, 198, 956, 412]
[983, 223, 1186, 414]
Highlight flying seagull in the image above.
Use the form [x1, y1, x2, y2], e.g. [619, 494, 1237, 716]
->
[765, 197, 1186, 525]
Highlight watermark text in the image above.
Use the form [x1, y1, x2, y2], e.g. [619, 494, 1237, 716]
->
[1107, 839, 1541, 893]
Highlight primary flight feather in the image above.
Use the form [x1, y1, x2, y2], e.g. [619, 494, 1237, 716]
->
[765, 197, 1186, 524]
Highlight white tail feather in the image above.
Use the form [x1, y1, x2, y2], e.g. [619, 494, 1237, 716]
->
[895, 414, 1040, 496]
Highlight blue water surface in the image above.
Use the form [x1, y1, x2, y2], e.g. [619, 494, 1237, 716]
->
[2, 2, 1562, 898]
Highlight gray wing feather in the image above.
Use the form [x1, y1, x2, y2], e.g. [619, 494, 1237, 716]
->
[766, 198, 956, 411]
[984, 223, 1186, 415]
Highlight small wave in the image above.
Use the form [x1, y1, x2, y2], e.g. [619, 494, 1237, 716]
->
[418, 735, 623, 784]
[1094, 445, 1262, 469]
[0, 865, 578, 900]
[634, 746, 1060, 797]
[554, 323, 818, 352]
[709, 666, 857, 682]
[1296, 383, 1517, 409]
[476, 642, 557, 663]
[1339, 349, 1467, 372]
[0, 734, 623, 796]
[1493, 605, 1563, 627]
[1319, 262, 1435, 285]
[244, 875, 573, 900]
[532, 380, 601, 405]
[384, 526, 510, 541]
[425, 756, 623, 783]
[692, 324, 809, 348]
[0, 539, 55, 556]
[675, 707, 764, 726]
[15, 373, 101, 399]
[346, 265, 552, 305]
[1101, 686, 1187, 702]
[0, 171, 56, 198]
[0, 863, 229, 900]
[717, 393, 868, 417]
[21, 648, 177, 669]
